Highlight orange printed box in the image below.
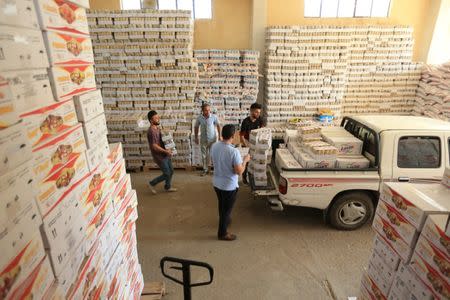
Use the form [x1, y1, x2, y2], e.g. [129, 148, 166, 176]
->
[49, 64, 96, 100]
[31, 123, 86, 185]
[20, 99, 78, 148]
[85, 192, 114, 251]
[0, 233, 46, 300]
[6, 256, 54, 300]
[35, 0, 89, 34]
[108, 143, 123, 166]
[34, 151, 89, 217]
[112, 174, 132, 212]
[43, 29, 94, 65]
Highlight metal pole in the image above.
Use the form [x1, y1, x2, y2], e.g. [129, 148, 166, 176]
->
[183, 264, 192, 300]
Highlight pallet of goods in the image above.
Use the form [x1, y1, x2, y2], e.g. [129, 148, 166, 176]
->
[0, 0, 143, 298]
[87, 9, 198, 169]
[414, 61, 450, 122]
[264, 25, 422, 125]
[194, 49, 259, 127]
[359, 169, 450, 300]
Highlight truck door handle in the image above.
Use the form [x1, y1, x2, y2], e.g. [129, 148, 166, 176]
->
[398, 177, 410, 182]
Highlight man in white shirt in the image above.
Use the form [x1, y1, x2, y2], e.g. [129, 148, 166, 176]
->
[194, 103, 221, 176]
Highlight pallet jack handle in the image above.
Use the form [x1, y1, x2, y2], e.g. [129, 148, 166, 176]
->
[160, 256, 214, 300]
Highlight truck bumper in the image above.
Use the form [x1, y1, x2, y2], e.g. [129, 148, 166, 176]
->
[268, 197, 284, 211]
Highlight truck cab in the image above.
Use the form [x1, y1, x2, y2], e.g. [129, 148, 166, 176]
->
[253, 115, 450, 230]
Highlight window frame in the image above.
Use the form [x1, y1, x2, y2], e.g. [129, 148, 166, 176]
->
[157, 0, 212, 19]
[396, 135, 442, 169]
[304, 0, 391, 18]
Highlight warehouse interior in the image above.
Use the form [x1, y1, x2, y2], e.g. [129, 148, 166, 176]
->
[1, 0, 450, 299]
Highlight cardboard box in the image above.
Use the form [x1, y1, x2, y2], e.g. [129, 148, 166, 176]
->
[43, 29, 93, 65]
[82, 113, 107, 149]
[376, 199, 418, 246]
[49, 64, 96, 100]
[109, 158, 126, 187]
[73, 89, 104, 122]
[6, 256, 55, 300]
[361, 270, 389, 300]
[296, 150, 336, 169]
[97, 215, 120, 268]
[85, 135, 110, 172]
[336, 155, 370, 169]
[0, 26, 49, 71]
[373, 235, 401, 269]
[422, 214, 450, 259]
[322, 134, 363, 155]
[31, 123, 86, 184]
[68, 241, 104, 300]
[34, 151, 89, 217]
[368, 250, 397, 287]
[112, 174, 132, 211]
[0, 232, 46, 300]
[41, 184, 87, 276]
[43, 282, 66, 300]
[108, 143, 123, 166]
[415, 234, 450, 282]
[0, 161, 36, 227]
[0, 0, 40, 29]
[20, 99, 78, 148]
[389, 264, 434, 300]
[275, 148, 302, 171]
[373, 213, 413, 263]
[0, 121, 32, 174]
[0, 69, 54, 128]
[380, 182, 450, 230]
[34, 0, 90, 34]
[78, 162, 111, 222]
[85, 192, 114, 251]
[53, 239, 87, 296]
[410, 251, 450, 299]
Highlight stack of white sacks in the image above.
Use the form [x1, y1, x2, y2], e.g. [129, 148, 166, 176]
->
[0, 0, 143, 298]
[248, 128, 272, 186]
[360, 167, 450, 300]
[414, 62, 450, 122]
[87, 9, 197, 169]
[194, 49, 260, 126]
[276, 122, 369, 172]
[264, 25, 422, 124]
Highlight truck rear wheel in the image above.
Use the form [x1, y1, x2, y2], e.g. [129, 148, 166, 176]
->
[327, 192, 374, 230]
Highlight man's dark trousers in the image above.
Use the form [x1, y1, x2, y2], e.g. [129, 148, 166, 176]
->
[214, 187, 238, 237]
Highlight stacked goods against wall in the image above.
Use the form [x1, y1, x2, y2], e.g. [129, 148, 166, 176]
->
[1, 0, 143, 298]
[264, 26, 422, 124]
[87, 9, 197, 169]
[414, 61, 450, 122]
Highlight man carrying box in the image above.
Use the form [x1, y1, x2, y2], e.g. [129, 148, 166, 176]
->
[211, 125, 251, 241]
[194, 103, 221, 176]
[240, 103, 266, 184]
[147, 110, 177, 194]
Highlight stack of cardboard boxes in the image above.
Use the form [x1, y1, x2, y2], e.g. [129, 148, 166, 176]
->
[87, 9, 198, 169]
[0, 0, 143, 298]
[264, 25, 422, 124]
[194, 49, 259, 126]
[248, 128, 272, 186]
[414, 62, 450, 122]
[360, 172, 450, 300]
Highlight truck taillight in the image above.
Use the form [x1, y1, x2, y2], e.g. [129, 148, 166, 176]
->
[279, 177, 287, 195]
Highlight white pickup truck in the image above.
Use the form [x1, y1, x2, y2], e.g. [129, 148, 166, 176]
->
[252, 115, 450, 230]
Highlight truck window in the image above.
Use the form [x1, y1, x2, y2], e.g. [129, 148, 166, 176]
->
[397, 136, 441, 168]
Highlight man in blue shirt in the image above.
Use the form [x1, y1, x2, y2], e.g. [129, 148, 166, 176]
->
[194, 103, 221, 176]
[211, 124, 251, 241]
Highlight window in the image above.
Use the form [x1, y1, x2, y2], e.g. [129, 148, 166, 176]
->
[121, 0, 142, 10]
[305, 0, 391, 18]
[397, 136, 441, 168]
[157, 0, 212, 19]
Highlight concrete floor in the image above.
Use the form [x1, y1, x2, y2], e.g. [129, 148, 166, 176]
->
[133, 170, 374, 300]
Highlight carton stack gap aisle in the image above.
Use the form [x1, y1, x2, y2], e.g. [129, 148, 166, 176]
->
[0, 0, 143, 298]
[87, 9, 198, 170]
[414, 61, 450, 122]
[192, 49, 259, 166]
[264, 26, 422, 125]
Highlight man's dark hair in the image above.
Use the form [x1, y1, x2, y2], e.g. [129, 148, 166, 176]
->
[201, 103, 210, 111]
[148, 110, 157, 121]
[250, 103, 262, 110]
[222, 124, 236, 140]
